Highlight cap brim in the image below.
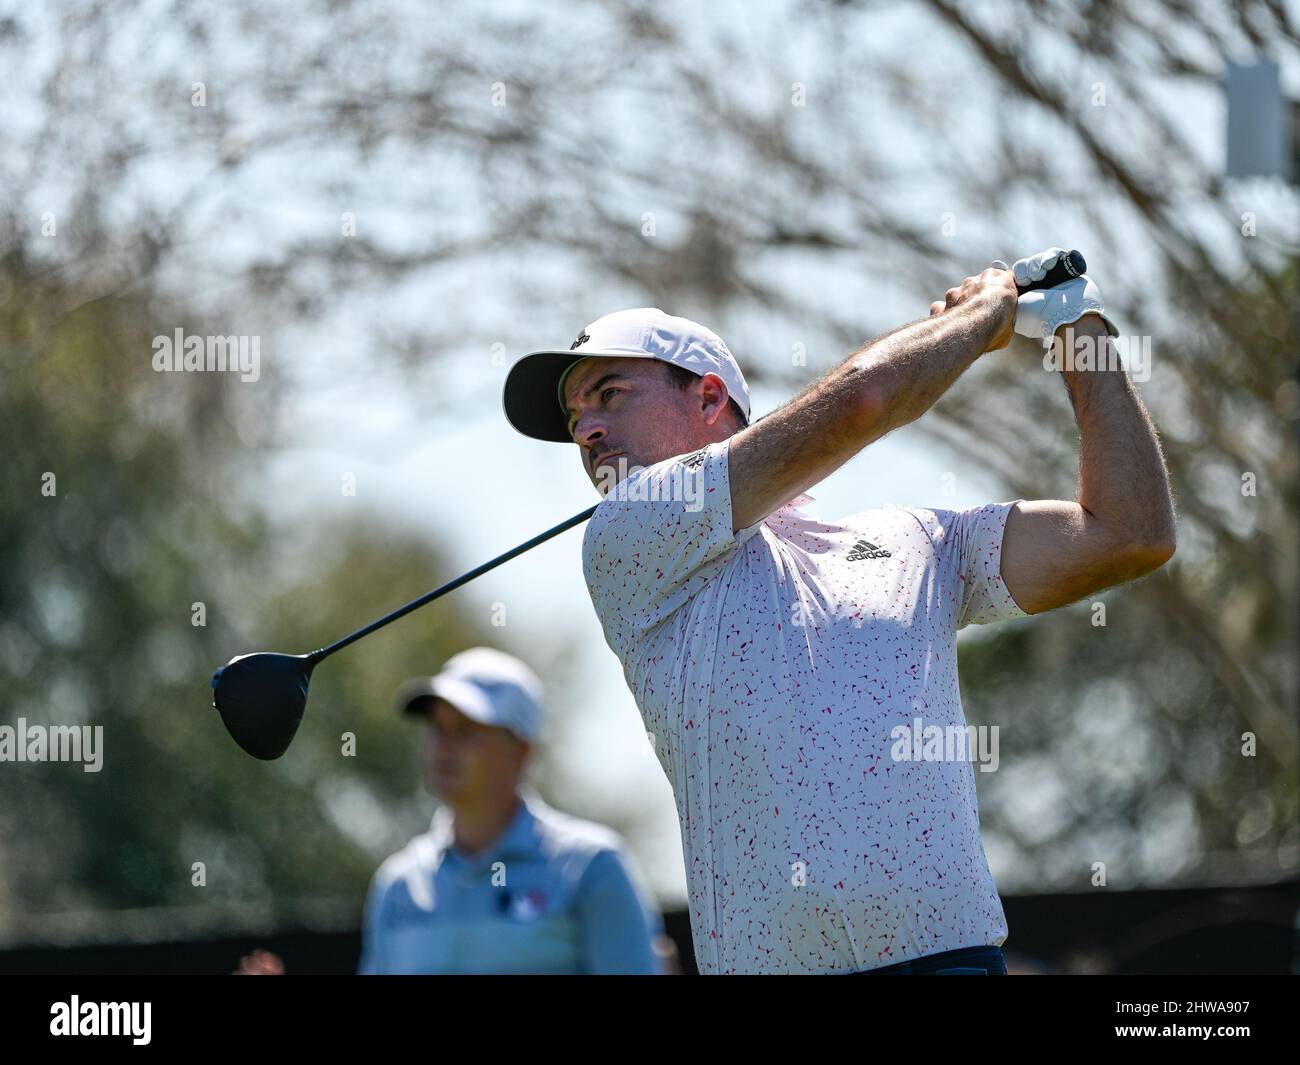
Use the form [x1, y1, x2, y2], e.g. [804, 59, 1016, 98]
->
[395, 676, 496, 727]
[502, 350, 590, 443]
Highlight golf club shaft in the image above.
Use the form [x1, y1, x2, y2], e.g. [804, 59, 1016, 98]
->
[303, 246, 1079, 669]
[308, 503, 599, 663]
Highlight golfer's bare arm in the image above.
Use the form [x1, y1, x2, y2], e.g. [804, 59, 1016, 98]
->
[727, 280, 1176, 615]
[728, 268, 1016, 532]
[998, 315, 1176, 614]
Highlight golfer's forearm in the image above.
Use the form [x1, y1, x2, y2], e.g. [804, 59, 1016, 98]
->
[729, 301, 998, 530]
[1058, 317, 1176, 551]
[843, 300, 1001, 437]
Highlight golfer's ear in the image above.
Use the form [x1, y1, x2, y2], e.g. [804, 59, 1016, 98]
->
[698, 373, 731, 423]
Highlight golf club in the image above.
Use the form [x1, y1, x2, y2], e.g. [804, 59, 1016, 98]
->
[212, 503, 598, 760]
[213, 248, 1086, 761]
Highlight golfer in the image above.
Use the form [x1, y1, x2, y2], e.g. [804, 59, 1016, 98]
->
[502, 249, 1177, 974]
[359, 647, 665, 974]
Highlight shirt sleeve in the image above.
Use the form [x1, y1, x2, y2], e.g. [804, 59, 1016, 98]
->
[572, 848, 665, 975]
[946, 500, 1029, 627]
[581, 437, 762, 658]
[903, 500, 1028, 628]
[356, 871, 390, 975]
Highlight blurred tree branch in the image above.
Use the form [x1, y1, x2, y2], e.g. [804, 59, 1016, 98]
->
[2, 0, 1295, 899]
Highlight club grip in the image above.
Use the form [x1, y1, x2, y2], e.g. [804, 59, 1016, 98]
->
[1015, 249, 1087, 294]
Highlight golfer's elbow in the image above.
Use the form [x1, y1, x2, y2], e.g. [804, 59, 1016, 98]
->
[1140, 535, 1176, 571]
[1115, 528, 1176, 579]
[1133, 497, 1178, 572]
[1138, 546, 1180, 579]
[1103, 481, 1177, 577]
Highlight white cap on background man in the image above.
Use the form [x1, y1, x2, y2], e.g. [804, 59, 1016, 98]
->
[395, 647, 544, 743]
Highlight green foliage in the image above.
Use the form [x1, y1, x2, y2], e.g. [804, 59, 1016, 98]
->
[0, 248, 487, 935]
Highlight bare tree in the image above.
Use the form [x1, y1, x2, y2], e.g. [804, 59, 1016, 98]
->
[2, 0, 1295, 904]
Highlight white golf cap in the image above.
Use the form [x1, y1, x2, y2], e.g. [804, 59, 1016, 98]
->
[502, 307, 751, 442]
[395, 647, 543, 744]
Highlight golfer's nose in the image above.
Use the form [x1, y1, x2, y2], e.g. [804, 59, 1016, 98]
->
[572, 414, 606, 451]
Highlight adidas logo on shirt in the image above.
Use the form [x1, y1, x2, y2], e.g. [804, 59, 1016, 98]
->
[846, 538, 891, 561]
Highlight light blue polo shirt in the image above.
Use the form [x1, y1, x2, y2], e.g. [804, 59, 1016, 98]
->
[358, 792, 663, 974]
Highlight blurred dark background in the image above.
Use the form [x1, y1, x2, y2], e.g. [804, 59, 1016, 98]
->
[2, 880, 1297, 974]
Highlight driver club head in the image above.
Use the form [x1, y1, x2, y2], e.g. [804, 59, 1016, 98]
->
[211, 652, 316, 760]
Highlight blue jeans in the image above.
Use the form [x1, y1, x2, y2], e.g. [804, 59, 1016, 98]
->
[851, 945, 1007, 975]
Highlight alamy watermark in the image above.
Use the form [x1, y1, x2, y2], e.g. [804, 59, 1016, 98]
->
[890, 717, 999, 773]
[0, 719, 103, 772]
[1044, 332, 1152, 383]
[50, 997, 150, 1045]
[152, 328, 260, 382]
[595, 453, 706, 512]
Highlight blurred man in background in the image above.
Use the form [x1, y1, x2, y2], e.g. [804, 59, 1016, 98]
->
[238, 647, 666, 975]
[358, 647, 665, 975]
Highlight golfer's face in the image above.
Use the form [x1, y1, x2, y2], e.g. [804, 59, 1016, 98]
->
[422, 700, 522, 802]
[563, 356, 687, 489]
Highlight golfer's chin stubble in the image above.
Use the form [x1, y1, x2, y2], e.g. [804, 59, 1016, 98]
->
[581, 400, 721, 490]
[586, 448, 674, 492]
[588, 458, 626, 492]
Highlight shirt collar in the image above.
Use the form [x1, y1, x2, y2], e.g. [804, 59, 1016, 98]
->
[427, 791, 541, 866]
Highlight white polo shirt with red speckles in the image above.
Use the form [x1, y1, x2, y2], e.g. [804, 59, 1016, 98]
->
[581, 436, 1029, 974]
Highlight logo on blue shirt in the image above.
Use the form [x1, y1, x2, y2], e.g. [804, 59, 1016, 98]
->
[497, 888, 549, 922]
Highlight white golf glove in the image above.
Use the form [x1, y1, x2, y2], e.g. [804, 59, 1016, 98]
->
[1005, 248, 1119, 344]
